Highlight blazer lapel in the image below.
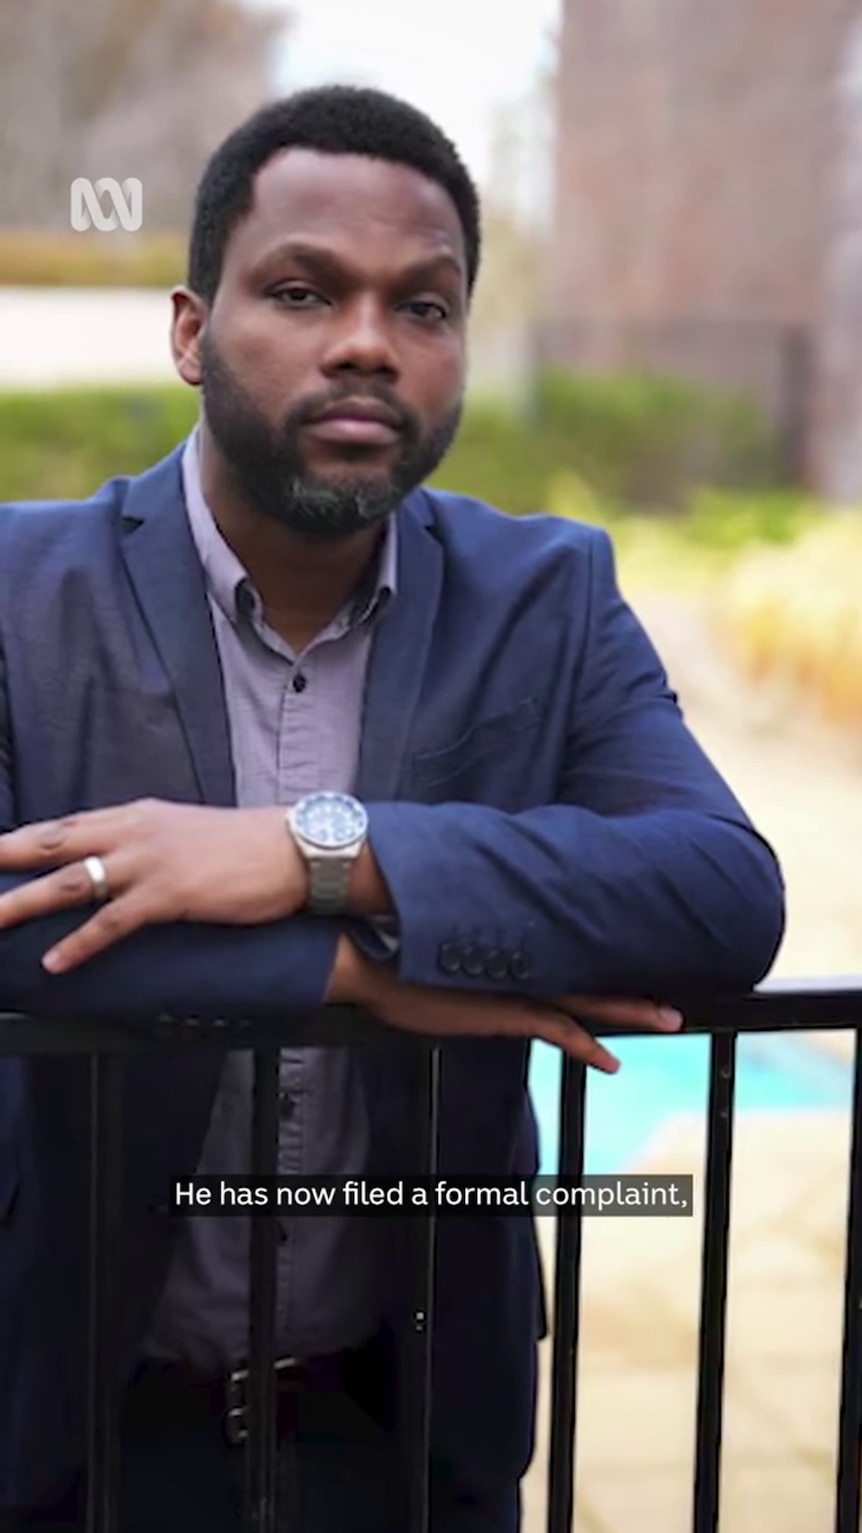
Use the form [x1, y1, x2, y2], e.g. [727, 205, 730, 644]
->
[354, 489, 442, 803]
[352, 491, 446, 1185]
[119, 446, 235, 808]
[115, 448, 235, 1230]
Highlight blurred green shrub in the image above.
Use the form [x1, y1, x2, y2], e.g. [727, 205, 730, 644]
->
[428, 401, 548, 515]
[682, 488, 820, 550]
[542, 469, 819, 596]
[0, 371, 785, 518]
[529, 369, 782, 509]
[0, 387, 197, 501]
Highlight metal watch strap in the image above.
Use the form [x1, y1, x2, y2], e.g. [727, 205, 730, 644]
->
[307, 856, 353, 914]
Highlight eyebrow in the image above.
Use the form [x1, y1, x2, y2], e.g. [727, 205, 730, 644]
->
[254, 240, 465, 288]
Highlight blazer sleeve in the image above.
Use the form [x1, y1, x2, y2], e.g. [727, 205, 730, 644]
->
[363, 526, 786, 999]
[0, 644, 339, 1028]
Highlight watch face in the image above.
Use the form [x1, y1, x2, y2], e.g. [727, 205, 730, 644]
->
[294, 792, 368, 849]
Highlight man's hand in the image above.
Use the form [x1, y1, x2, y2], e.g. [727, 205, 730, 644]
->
[327, 936, 683, 1072]
[0, 800, 310, 973]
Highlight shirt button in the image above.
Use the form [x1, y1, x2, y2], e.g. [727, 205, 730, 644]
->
[279, 1091, 295, 1118]
[292, 673, 307, 694]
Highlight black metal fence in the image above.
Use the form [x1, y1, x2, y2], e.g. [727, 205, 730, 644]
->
[1, 976, 861, 1533]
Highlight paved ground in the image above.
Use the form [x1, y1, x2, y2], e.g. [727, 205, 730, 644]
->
[523, 587, 862, 1532]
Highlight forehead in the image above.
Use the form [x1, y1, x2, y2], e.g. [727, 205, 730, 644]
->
[222, 147, 467, 280]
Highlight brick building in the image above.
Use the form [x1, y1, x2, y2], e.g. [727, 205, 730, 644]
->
[542, 0, 862, 497]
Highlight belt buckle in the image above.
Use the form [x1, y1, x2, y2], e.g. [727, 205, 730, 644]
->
[224, 1357, 300, 1447]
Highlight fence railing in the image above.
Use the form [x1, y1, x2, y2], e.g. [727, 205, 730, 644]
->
[1, 975, 861, 1533]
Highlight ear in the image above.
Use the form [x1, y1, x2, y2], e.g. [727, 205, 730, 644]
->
[169, 287, 207, 387]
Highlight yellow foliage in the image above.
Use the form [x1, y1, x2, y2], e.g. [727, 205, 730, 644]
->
[718, 511, 862, 729]
[546, 469, 603, 524]
[0, 229, 186, 288]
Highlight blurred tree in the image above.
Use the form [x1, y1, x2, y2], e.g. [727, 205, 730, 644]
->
[465, 45, 554, 398]
[471, 207, 547, 334]
[485, 40, 556, 238]
[0, 0, 291, 230]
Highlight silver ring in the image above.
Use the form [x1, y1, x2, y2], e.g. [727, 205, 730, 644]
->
[83, 855, 111, 904]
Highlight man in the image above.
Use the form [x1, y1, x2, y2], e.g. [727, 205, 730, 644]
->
[0, 86, 783, 1533]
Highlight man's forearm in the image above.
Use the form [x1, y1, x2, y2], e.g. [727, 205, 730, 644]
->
[352, 799, 786, 1000]
[0, 871, 341, 1025]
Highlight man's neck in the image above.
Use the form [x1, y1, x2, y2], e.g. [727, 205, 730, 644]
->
[197, 432, 386, 649]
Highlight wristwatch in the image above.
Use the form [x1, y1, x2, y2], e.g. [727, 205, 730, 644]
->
[286, 791, 369, 914]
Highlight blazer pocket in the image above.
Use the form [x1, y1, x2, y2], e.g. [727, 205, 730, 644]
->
[407, 695, 541, 792]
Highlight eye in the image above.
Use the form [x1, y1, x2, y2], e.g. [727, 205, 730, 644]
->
[271, 284, 326, 309]
[403, 299, 449, 323]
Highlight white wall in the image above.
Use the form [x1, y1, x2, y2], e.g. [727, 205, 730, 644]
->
[0, 288, 177, 389]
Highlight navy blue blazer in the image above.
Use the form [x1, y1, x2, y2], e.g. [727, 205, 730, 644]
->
[0, 445, 784, 1508]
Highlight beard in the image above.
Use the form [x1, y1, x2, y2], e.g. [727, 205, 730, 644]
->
[198, 332, 463, 541]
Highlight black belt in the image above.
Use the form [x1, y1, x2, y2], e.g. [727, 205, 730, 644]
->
[126, 1351, 352, 1447]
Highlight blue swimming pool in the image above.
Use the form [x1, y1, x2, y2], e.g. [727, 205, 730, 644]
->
[529, 1033, 853, 1174]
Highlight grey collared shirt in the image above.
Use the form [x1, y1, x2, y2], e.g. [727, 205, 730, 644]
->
[143, 429, 398, 1371]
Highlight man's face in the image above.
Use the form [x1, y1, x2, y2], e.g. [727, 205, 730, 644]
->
[173, 148, 469, 539]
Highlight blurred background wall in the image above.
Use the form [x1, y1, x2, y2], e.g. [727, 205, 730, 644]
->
[543, 0, 858, 495]
[0, 0, 288, 230]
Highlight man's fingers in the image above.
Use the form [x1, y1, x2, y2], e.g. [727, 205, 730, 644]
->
[40, 894, 147, 974]
[552, 994, 683, 1033]
[531, 1012, 621, 1072]
[0, 864, 100, 926]
[0, 807, 135, 868]
[501, 999, 621, 1071]
[371, 987, 673, 1073]
[0, 854, 130, 928]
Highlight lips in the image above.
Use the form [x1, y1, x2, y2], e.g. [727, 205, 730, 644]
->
[306, 399, 402, 446]
[314, 399, 400, 426]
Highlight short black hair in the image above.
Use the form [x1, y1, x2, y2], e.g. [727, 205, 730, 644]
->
[187, 84, 481, 303]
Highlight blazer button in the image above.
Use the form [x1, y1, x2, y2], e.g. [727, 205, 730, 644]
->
[438, 941, 462, 975]
[484, 949, 510, 981]
[509, 951, 533, 981]
[460, 946, 486, 978]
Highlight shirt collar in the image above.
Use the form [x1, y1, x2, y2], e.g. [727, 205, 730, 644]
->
[180, 425, 398, 631]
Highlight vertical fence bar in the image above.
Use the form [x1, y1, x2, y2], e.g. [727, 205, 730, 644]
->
[834, 1029, 862, 1533]
[546, 1055, 588, 1533]
[406, 1044, 442, 1533]
[85, 1053, 124, 1533]
[243, 1046, 281, 1533]
[692, 1030, 737, 1533]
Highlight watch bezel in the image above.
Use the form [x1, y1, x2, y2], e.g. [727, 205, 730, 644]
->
[290, 792, 368, 852]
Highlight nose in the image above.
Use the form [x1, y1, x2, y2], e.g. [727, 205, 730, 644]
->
[319, 296, 400, 380]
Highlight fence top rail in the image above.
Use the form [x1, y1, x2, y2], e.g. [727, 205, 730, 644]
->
[0, 976, 860, 1055]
